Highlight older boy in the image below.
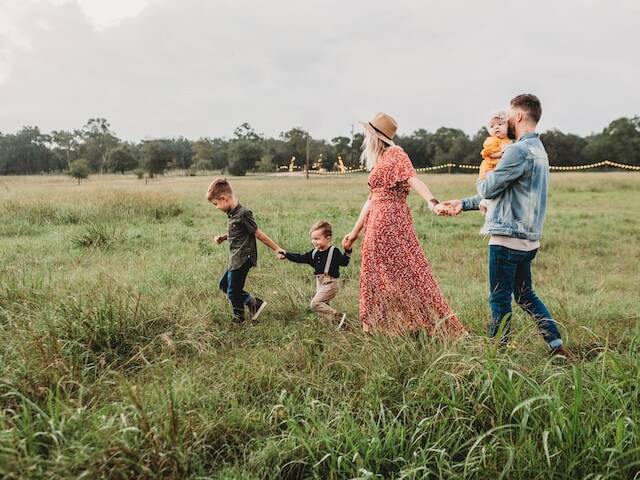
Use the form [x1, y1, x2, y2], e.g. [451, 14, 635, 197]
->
[207, 178, 283, 323]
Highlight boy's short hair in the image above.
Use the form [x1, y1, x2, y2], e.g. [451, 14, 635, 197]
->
[487, 111, 507, 127]
[310, 220, 332, 237]
[510, 94, 542, 123]
[207, 178, 233, 201]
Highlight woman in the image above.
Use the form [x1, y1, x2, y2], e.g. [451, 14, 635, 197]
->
[342, 113, 467, 337]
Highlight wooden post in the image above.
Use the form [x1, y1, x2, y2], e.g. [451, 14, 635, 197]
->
[306, 136, 310, 180]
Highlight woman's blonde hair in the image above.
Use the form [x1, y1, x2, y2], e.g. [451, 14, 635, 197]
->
[360, 130, 388, 171]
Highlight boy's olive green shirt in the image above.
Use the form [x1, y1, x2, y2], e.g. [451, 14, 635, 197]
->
[226, 204, 258, 270]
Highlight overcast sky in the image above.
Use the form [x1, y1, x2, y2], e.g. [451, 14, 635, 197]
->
[1, 0, 639, 140]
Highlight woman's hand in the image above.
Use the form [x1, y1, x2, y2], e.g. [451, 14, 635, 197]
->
[432, 203, 449, 216]
[342, 231, 358, 250]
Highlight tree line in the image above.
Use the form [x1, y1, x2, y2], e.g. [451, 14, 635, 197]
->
[1, 116, 639, 177]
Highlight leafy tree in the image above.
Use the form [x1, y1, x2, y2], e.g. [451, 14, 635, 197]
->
[397, 129, 433, 168]
[263, 137, 291, 169]
[227, 139, 263, 176]
[170, 137, 193, 170]
[51, 130, 80, 169]
[69, 158, 90, 184]
[79, 118, 120, 173]
[600, 117, 640, 164]
[210, 138, 229, 172]
[465, 128, 489, 165]
[140, 139, 173, 177]
[108, 144, 139, 173]
[430, 127, 470, 166]
[541, 129, 588, 166]
[256, 154, 275, 172]
[314, 140, 335, 170]
[234, 123, 262, 142]
[280, 127, 310, 168]
[330, 136, 352, 169]
[0, 126, 56, 174]
[192, 138, 215, 169]
[350, 132, 365, 168]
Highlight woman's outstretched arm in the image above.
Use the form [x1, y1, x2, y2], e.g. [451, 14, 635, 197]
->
[407, 176, 436, 203]
[408, 176, 452, 215]
[343, 199, 370, 249]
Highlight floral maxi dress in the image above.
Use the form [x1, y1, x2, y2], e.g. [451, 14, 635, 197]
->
[359, 146, 467, 337]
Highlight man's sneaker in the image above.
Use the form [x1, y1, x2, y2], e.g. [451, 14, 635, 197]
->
[550, 345, 573, 360]
[249, 298, 267, 321]
[336, 313, 347, 330]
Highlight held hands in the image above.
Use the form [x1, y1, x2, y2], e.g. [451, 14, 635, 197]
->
[276, 249, 286, 260]
[432, 203, 454, 216]
[434, 199, 463, 217]
[342, 231, 358, 250]
[213, 234, 227, 245]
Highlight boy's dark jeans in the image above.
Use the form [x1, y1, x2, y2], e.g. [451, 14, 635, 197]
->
[488, 245, 562, 348]
[219, 260, 254, 322]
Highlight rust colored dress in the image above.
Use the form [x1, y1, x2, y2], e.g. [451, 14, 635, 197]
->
[359, 146, 467, 337]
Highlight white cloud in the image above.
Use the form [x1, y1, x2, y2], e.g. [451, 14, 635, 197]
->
[0, 0, 638, 139]
[50, 0, 156, 30]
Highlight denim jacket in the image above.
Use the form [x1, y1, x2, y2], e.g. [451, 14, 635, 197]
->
[461, 132, 549, 240]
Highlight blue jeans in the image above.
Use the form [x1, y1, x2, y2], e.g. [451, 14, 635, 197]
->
[488, 245, 562, 348]
[219, 260, 254, 322]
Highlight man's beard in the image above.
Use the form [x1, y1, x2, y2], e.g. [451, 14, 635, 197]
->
[507, 120, 517, 140]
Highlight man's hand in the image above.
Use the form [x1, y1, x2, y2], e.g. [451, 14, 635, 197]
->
[276, 249, 286, 260]
[433, 203, 452, 216]
[441, 199, 463, 216]
[214, 234, 227, 245]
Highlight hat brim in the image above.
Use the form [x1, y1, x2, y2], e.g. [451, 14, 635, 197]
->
[359, 121, 395, 146]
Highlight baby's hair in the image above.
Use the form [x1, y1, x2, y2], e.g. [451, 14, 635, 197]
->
[487, 111, 507, 127]
[206, 178, 233, 202]
[310, 220, 332, 238]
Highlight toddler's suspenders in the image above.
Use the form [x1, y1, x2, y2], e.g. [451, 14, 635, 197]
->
[324, 246, 335, 275]
[312, 246, 335, 275]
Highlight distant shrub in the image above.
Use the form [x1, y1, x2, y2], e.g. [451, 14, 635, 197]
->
[71, 223, 123, 249]
[69, 159, 90, 184]
[133, 168, 145, 179]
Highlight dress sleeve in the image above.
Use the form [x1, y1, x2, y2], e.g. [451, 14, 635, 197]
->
[386, 146, 416, 185]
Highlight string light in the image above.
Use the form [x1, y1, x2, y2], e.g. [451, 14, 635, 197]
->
[309, 160, 640, 175]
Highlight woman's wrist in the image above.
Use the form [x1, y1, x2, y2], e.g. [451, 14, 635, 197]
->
[427, 198, 440, 211]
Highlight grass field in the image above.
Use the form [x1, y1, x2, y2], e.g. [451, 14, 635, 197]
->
[0, 172, 639, 479]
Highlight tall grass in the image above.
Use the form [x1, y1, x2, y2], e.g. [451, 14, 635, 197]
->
[0, 173, 638, 478]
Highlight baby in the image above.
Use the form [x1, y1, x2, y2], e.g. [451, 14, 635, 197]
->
[479, 112, 512, 214]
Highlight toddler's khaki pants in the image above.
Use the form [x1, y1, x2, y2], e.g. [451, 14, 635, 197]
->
[310, 274, 339, 320]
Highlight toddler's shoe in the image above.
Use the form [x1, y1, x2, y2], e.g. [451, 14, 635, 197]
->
[336, 313, 347, 330]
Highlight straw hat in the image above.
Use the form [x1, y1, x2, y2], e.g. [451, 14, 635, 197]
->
[359, 112, 397, 146]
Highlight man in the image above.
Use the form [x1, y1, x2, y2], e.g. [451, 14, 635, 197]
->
[442, 94, 570, 357]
